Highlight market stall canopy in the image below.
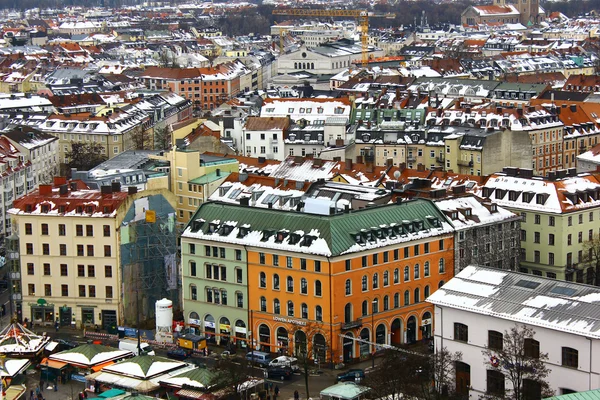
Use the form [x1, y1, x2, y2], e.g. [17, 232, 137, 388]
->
[50, 344, 132, 368]
[0, 358, 31, 378]
[97, 388, 126, 398]
[320, 382, 370, 400]
[0, 323, 50, 358]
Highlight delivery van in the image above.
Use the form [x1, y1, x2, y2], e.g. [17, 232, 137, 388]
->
[119, 339, 155, 356]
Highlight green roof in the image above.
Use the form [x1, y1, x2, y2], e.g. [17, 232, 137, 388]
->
[185, 199, 449, 256]
[189, 171, 230, 185]
[170, 367, 216, 386]
[56, 344, 121, 359]
[546, 390, 600, 400]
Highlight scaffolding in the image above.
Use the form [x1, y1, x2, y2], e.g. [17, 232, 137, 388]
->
[121, 207, 180, 327]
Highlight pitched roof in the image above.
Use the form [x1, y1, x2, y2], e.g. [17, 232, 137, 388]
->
[51, 344, 131, 367]
[183, 199, 452, 257]
[427, 265, 600, 339]
[245, 116, 290, 131]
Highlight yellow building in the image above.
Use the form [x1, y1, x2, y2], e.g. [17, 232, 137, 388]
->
[151, 150, 238, 224]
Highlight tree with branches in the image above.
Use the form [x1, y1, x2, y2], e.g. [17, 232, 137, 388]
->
[210, 357, 254, 400]
[288, 322, 330, 400]
[482, 324, 553, 400]
[64, 142, 107, 174]
[582, 233, 600, 286]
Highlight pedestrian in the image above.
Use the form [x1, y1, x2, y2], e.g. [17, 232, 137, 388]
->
[54, 379, 57, 392]
[294, 390, 299, 400]
[29, 389, 34, 400]
[35, 386, 40, 397]
[268, 382, 273, 394]
[274, 385, 279, 399]
[54, 319, 59, 332]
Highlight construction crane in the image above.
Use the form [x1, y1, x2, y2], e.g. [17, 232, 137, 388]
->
[272, 8, 395, 67]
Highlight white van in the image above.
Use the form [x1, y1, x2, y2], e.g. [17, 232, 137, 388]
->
[268, 356, 299, 372]
[119, 339, 155, 356]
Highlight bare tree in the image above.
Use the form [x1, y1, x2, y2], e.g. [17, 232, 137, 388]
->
[210, 357, 254, 400]
[64, 143, 108, 173]
[582, 233, 600, 285]
[288, 322, 330, 400]
[363, 349, 425, 400]
[482, 324, 553, 400]
[153, 125, 170, 150]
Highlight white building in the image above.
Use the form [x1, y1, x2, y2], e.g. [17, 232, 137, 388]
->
[428, 265, 600, 397]
[577, 143, 600, 173]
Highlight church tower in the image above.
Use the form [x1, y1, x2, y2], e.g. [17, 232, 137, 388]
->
[519, 0, 540, 25]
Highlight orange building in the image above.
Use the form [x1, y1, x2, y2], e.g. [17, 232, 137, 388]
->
[182, 198, 454, 364]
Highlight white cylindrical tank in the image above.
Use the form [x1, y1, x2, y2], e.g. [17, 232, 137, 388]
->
[155, 298, 173, 333]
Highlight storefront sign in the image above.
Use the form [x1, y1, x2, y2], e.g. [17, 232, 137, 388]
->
[273, 316, 307, 326]
[422, 319, 432, 326]
[235, 327, 247, 334]
[188, 318, 201, 326]
[204, 321, 216, 329]
[219, 324, 230, 331]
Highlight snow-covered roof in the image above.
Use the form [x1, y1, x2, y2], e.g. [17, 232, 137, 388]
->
[428, 265, 600, 339]
[434, 195, 519, 230]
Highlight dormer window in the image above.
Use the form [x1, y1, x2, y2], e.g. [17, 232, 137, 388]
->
[76, 206, 83, 213]
[373, 228, 384, 240]
[353, 232, 365, 245]
[221, 224, 233, 236]
[208, 222, 218, 233]
[490, 204, 497, 213]
[238, 226, 250, 238]
[536, 193, 548, 205]
[301, 235, 315, 247]
[452, 212, 458, 219]
[191, 219, 204, 233]
[464, 209, 471, 216]
[25, 204, 32, 212]
[41, 204, 49, 213]
[427, 216, 440, 227]
[59, 205, 66, 213]
[275, 231, 288, 243]
[289, 233, 301, 245]
[85, 206, 94, 214]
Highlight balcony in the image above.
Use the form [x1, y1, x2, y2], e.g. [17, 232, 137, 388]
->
[435, 156, 445, 163]
[341, 318, 363, 330]
[457, 160, 474, 167]
[407, 155, 417, 162]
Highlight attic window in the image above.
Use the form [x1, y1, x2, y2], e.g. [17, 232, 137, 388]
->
[373, 229, 384, 240]
[515, 279, 540, 289]
[464, 209, 472, 216]
[85, 206, 94, 214]
[427, 216, 440, 227]
[41, 204, 50, 213]
[191, 219, 204, 233]
[353, 232, 365, 245]
[76, 206, 83, 213]
[238, 226, 250, 238]
[275, 231, 288, 243]
[301, 235, 315, 247]
[221, 225, 233, 236]
[261, 230, 274, 242]
[25, 204, 32, 212]
[208, 222, 218, 233]
[402, 221, 413, 233]
[385, 226, 397, 239]
[535, 193, 548, 205]
[289, 233, 301, 245]
[490, 204, 497, 213]
[522, 192, 534, 203]
[451, 212, 458, 220]
[482, 187, 494, 198]
[413, 220, 424, 231]
[103, 206, 111, 214]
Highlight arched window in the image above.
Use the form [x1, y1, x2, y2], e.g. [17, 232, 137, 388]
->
[394, 268, 399, 284]
[372, 298, 379, 313]
[273, 274, 280, 290]
[315, 280, 322, 296]
[373, 273, 379, 289]
[424, 285, 430, 299]
[259, 272, 266, 288]
[260, 296, 267, 312]
[310, 62, 314, 69]
[404, 266, 409, 281]
[362, 300, 368, 316]
[414, 264, 420, 280]
[287, 276, 294, 292]
[438, 280, 445, 288]
[274, 298, 280, 314]
[316, 305, 323, 321]
[404, 290, 410, 306]
[394, 293, 399, 308]
[345, 279, 351, 295]
[383, 295, 389, 311]
[344, 303, 352, 323]
[439, 258, 445, 273]
[294, 62, 298, 69]
[362, 275, 368, 291]
[190, 284, 197, 301]
[301, 278, 308, 294]
[383, 271, 389, 286]
[424, 261, 430, 277]
[414, 288, 420, 303]
[287, 300, 294, 317]
[301, 303, 308, 319]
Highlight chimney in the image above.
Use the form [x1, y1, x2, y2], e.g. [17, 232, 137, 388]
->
[111, 181, 121, 192]
[101, 185, 113, 195]
[216, 168, 221, 177]
[39, 184, 52, 195]
[240, 197, 250, 206]
[570, 104, 577, 112]
[417, 163, 425, 172]
[53, 176, 67, 186]
[70, 182, 78, 191]
[128, 186, 138, 195]
[59, 184, 68, 195]
[356, 155, 363, 164]
[239, 172, 248, 182]
[399, 162, 406, 171]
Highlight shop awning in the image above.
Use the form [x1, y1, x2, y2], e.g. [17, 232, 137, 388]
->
[97, 388, 126, 398]
[92, 361, 115, 372]
[40, 358, 67, 370]
[175, 388, 213, 400]
[45, 342, 58, 352]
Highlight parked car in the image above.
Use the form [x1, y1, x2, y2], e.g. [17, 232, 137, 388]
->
[336, 369, 365, 382]
[268, 356, 299, 372]
[167, 348, 193, 360]
[266, 366, 293, 380]
[245, 351, 272, 367]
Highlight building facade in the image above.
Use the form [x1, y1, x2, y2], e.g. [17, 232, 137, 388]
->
[428, 266, 600, 397]
[181, 199, 454, 364]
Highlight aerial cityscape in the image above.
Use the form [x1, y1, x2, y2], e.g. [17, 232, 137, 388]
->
[0, 0, 599, 399]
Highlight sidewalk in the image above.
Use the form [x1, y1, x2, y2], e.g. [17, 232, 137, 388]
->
[24, 370, 86, 400]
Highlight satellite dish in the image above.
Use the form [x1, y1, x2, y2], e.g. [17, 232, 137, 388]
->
[394, 170, 401, 179]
